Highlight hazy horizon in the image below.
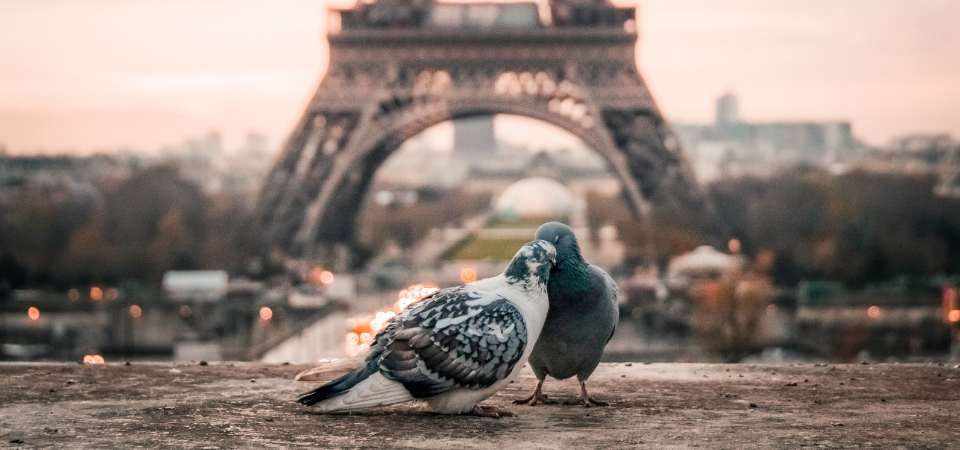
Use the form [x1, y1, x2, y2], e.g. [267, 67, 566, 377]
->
[1, 0, 958, 154]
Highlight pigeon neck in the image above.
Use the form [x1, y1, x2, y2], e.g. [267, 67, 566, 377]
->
[509, 271, 548, 296]
[504, 253, 551, 296]
[553, 247, 591, 297]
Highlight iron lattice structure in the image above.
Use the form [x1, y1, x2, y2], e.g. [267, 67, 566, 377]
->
[255, 0, 715, 267]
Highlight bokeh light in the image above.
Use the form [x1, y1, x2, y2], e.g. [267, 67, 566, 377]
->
[308, 268, 335, 285]
[728, 239, 742, 253]
[83, 355, 105, 364]
[129, 305, 142, 319]
[949, 310, 960, 323]
[28, 307, 40, 321]
[90, 287, 103, 301]
[461, 268, 477, 284]
[867, 305, 880, 319]
[369, 310, 396, 332]
[179, 305, 192, 318]
[259, 307, 273, 321]
[345, 284, 439, 356]
[67, 288, 80, 302]
[395, 284, 438, 311]
[320, 270, 334, 285]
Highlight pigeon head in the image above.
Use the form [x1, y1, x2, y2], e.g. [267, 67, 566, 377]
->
[534, 222, 583, 264]
[504, 240, 557, 287]
[535, 221, 590, 295]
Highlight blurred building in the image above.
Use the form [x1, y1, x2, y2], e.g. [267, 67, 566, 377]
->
[874, 133, 958, 171]
[454, 116, 496, 157]
[493, 176, 578, 218]
[850, 133, 960, 197]
[674, 93, 859, 182]
[887, 133, 955, 156]
[0, 274, 347, 362]
[151, 130, 274, 196]
[0, 154, 132, 189]
[715, 91, 739, 126]
[162, 271, 229, 303]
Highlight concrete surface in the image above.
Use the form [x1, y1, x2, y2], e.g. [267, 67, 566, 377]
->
[2, 361, 959, 448]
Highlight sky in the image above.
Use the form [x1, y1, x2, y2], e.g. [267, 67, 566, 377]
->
[0, 0, 958, 154]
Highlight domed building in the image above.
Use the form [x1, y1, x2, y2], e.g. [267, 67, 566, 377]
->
[494, 177, 578, 218]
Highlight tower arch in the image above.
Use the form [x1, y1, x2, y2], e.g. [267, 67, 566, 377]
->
[255, 0, 714, 267]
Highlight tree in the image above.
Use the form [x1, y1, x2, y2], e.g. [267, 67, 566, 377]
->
[709, 170, 960, 286]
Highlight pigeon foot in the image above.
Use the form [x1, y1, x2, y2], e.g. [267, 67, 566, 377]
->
[513, 393, 557, 405]
[469, 405, 515, 418]
[563, 381, 609, 407]
[513, 380, 557, 405]
[562, 397, 609, 407]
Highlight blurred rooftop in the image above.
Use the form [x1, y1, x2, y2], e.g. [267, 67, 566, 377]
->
[331, 1, 635, 30]
[2, 362, 958, 447]
[327, 0, 637, 45]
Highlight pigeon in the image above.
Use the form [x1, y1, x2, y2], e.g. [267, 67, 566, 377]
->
[514, 222, 619, 407]
[297, 240, 556, 417]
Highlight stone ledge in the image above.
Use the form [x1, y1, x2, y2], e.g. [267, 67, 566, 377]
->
[1, 362, 958, 448]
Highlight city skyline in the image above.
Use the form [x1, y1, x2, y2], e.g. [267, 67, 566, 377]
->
[0, 0, 958, 154]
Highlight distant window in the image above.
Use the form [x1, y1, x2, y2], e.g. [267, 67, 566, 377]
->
[495, 3, 539, 27]
[427, 3, 540, 28]
[366, 4, 412, 27]
[466, 5, 499, 27]
[429, 4, 463, 27]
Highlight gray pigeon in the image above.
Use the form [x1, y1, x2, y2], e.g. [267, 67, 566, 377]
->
[297, 240, 556, 417]
[514, 222, 619, 407]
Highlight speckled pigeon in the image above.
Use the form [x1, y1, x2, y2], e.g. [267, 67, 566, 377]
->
[297, 240, 556, 417]
[514, 222, 619, 407]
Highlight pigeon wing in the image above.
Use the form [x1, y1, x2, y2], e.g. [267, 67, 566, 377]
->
[592, 265, 620, 344]
[375, 287, 528, 399]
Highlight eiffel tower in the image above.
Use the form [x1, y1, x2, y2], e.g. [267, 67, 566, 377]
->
[255, 0, 713, 268]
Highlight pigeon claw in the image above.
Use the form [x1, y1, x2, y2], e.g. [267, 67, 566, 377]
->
[469, 405, 514, 418]
[564, 381, 609, 407]
[563, 397, 609, 407]
[514, 380, 556, 406]
[513, 393, 557, 406]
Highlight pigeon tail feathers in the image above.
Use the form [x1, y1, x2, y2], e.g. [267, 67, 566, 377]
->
[306, 372, 415, 413]
[296, 362, 378, 406]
